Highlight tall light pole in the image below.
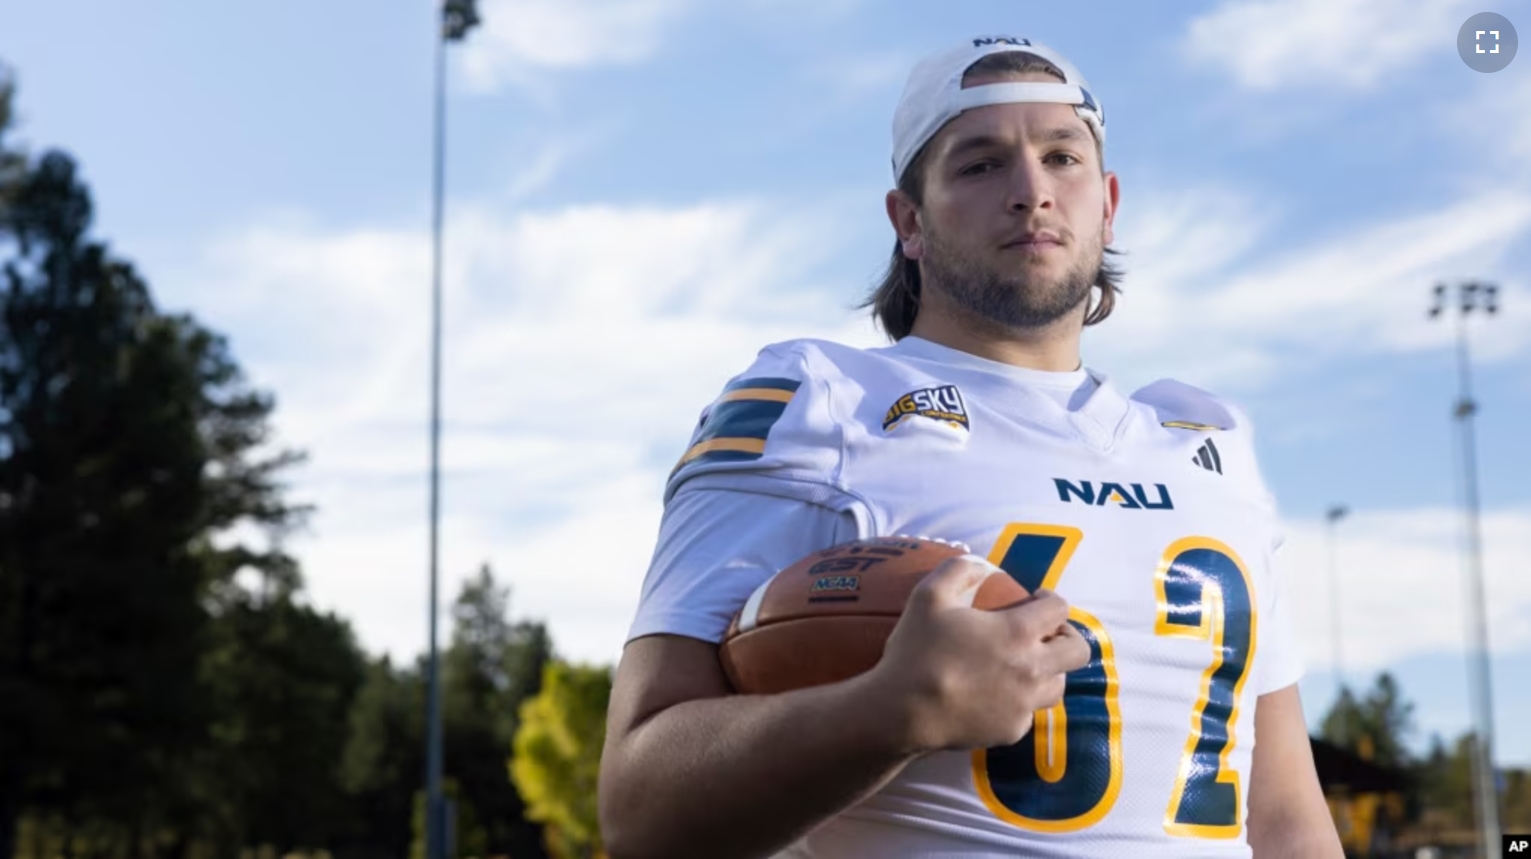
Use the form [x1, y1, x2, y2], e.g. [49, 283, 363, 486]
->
[1324, 505, 1349, 707]
[426, 3, 480, 859]
[1428, 281, 1501, 859]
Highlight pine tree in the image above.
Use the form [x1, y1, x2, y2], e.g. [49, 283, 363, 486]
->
[1320, 673, 1414, 768]
[203, 588, 367, 852]
[444, 565, 551, 858]
[0, 126, 305, 858]
[339, 656, 426, 859]
[343, 567, 552, 859]
[0, 68, 26, 216]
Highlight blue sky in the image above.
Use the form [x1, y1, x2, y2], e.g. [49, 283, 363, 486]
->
[2, 0, 1529, 763]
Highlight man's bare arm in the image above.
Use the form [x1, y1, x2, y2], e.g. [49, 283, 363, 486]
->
[599, 634, 915, 859]
[599, 559, 1088, 859]
[1247, 684, 1344, 858]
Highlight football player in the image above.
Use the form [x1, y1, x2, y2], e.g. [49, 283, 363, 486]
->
[599, 36, 1343, 859]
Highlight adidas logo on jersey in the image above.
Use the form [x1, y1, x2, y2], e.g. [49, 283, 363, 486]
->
[883, 385, 969, 433]
[1054, 479, 1175, 510]
[1192, 439, 1223, 475]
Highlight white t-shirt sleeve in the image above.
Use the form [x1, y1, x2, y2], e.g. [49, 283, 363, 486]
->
[1256, 540, 1306, 695]
[626, 486, 866, 646]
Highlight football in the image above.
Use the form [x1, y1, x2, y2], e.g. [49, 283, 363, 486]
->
[719, 536, 1031, 695]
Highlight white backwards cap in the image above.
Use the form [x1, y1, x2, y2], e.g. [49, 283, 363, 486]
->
[892, 36, 1105, 183]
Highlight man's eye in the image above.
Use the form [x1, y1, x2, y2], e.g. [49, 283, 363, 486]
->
[958, 160, 999, 176]
[1046, 152, 1082, 166]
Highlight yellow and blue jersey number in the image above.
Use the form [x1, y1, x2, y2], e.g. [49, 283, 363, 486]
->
[973, 526, 1256, 839]
[974, 525, 1122, 832]
[1155, 538, 1258, 839]
[672, 376, 800, 473]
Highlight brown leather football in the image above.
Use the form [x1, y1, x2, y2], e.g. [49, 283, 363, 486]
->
[719, 536, 1030, 695]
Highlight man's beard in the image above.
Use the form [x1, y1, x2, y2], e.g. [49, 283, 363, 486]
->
[921, 223, 1102, 330]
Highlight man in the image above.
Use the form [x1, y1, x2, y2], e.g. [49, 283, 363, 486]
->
[599, 36, 1343, 859]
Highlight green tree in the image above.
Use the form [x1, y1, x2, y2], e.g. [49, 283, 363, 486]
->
[0, 108, 304, 856]
[339, 657, 425, 859]
[510, 662, 611, 859]
[1414, 731, 1477, 830]
[341, 568, 552, 859]
[203, 587, 367, 853]
[1321, 673, 1414, 768]
[444, 566, 551, 859]
[408, 779, 486, 859]
[0, 67, 26, 215]
[1504, 767, 1531, 830]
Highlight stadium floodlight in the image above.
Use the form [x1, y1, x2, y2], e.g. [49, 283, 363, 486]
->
[442, 0, 481, 40]
[425, 3, 480, 859]
[1427, 281, 1502, 859]
[1324, 504, 1349, 710]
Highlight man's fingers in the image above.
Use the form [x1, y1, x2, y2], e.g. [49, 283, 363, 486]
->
[913, 554, 1001, 610]
[1042, 622, 1092, 673]
[1001, 589, 1071, 639]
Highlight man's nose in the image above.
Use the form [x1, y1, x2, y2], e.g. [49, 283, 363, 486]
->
[1006, 157, 1054, 212]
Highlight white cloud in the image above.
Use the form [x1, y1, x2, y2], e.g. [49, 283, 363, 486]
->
[502, 140, 572, 202]
[161, 91, 1531, 665]
[1499, 73, 1531, 162]
[171, 198, 879, 664]
[801, 50, 913, 107]
[1442, 68, 1531, 183]
[1183, 0, 1473, 91]
[736, 0, 864, 17]
[457, 0, 691, 92]
[1277, 506, 1531, 672]
[175, 179, 1531, 665]
[1093, 186, 1531, 390]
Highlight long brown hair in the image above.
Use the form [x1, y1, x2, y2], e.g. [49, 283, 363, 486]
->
[864, 51, 1123, 340]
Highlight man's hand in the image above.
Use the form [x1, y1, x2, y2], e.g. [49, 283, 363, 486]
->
[600, 553, 1089, 859]
[871, 554, 1091, 754]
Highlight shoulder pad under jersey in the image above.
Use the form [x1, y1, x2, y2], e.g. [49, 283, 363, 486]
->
[1132, 378, 1278, 509]
[1131, 378, 1246, 433]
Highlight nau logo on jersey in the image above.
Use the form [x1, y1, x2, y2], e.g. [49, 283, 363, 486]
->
[883, 385, 969, 433]
[1055, 478, 1175, 510]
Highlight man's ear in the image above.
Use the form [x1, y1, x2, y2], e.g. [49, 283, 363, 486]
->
[885, 189, 924, 260]
[1101, 171, 1121, 247]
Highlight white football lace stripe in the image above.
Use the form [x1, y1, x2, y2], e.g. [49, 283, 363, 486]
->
[738, 577, 772, 633]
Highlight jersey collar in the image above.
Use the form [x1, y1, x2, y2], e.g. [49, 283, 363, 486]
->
[889, 336, 1130, 452]
[891, 336, 1087, 387]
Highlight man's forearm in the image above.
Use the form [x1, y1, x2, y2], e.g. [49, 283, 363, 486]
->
[1248, 811, 1345, 859]
[1245, 687, 1344, 859]
[600, 670, 915, 859]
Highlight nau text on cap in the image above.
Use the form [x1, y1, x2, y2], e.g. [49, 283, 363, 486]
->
[972, 36, 1030, 48]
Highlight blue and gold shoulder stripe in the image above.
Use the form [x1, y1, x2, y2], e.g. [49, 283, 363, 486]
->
[673, 376, 801, 473]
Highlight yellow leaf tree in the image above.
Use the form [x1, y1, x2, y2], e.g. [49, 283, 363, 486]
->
[509, 661, 611, 859]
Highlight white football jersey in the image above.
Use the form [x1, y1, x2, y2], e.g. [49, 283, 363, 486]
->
[631, 335, 1303, 858]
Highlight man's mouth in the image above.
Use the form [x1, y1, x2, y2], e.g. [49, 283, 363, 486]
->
[1002, 231, 1064, 250]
